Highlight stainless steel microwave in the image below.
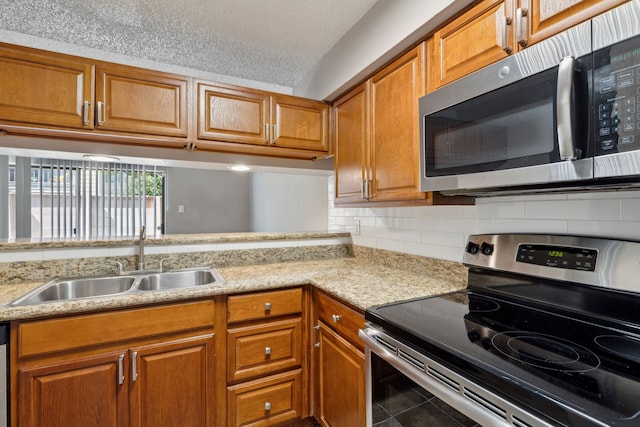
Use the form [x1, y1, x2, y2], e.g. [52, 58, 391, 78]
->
[419, 0, 640, 196]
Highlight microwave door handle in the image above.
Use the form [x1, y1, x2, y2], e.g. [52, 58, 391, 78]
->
[557, 56, 576, 161]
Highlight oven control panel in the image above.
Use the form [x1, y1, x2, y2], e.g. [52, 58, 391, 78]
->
[594, 34, 640, 154]
[463, 234, 640, 292]
[516, 244, 597, 271]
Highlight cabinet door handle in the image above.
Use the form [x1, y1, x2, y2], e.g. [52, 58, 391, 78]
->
[264, 123, 269, 143]
[313, 324, 320, 348]
[516, 7, 528, 47]
[118, 354, 125, 385]
[364, 179, 372, 200]
[272, 124, 278, 144]
[97, 101, 105, 125]
[361, 179, 365, 199]
[265, 302, 272, 312]
[264, 402, 272, 411]
[132, 351, 138, 381]
[500, 16, 513, 54]
[332, 314, 342, 323]
[265, 346, 272, 355]
[83, 101, 91, 125]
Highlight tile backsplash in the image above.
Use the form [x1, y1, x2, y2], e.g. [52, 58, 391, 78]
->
[328, 177, 640, 262]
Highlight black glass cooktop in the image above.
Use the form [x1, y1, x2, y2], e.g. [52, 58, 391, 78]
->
[366, 283, 640, 427]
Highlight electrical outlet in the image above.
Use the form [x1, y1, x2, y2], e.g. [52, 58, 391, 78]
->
[178, 205, 185, 214]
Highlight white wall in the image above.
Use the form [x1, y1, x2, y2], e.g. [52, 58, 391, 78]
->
[252, 173, 328, 232]
[166, 168, 251, 234]
[294, 0, 474, 100]
[328, 177, 640, 262]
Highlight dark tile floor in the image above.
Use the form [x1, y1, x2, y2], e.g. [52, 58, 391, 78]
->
[372, 375, 480, 427]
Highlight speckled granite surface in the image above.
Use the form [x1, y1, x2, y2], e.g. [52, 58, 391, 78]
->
[0, 232, 351, 251]
[0, 243, 468, 321]
[0, 244, 353, 285]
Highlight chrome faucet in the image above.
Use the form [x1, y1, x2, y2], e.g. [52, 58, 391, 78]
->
[138, 226, 146, 270]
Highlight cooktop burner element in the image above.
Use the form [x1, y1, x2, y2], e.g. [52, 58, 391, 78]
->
[468, 295, 500, 312]
[595, 335, 640, 363]
[492, 331, 601, 372]
[365, 234, 640, 427]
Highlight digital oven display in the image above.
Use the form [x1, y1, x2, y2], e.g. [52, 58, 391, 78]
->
[516, 244, 597, 271]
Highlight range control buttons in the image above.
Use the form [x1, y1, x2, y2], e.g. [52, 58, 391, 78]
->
[465, 241, 480, 255]
[480, 242, 495, 256]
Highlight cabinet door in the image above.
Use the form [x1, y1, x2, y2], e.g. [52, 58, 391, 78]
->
[96, 65, 188, 137]
[316, 323, 365, 427]
[197, 83, 269, 145]
[129, 335, 215, 427]
[523, 0, 628, 47]
[271, 94, 329, 152]
[370, 44, 427, 202]
[0, 44, 93, 129]
[333, 83, 369, 204]
[17, 351, 127, 427]
[432, 0, 511, 88]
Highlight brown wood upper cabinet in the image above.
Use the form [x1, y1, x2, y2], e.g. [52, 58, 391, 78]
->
[95, 64, 189, 137]
[0, 44, 94, 130]
[198, 83, 329, 152]
[430, 0, 627, 90]
[334, 43, 428, 204]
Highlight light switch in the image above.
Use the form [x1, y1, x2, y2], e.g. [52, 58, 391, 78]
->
[178, 205, 185, 213]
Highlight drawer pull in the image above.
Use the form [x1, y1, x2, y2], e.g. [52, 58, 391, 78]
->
[265, 346, 272, 355]
[265, 302, 272, 311]
[332, 314, 342, 323]
[264, 401, 272, 411]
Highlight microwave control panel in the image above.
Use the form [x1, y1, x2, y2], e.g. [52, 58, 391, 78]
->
[594, 34, 640, 154]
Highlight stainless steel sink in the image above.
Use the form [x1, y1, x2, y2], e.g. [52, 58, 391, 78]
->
[137, 268, 222, 291]
[8, 267, 225, 307]
[9, 275, 137, 306]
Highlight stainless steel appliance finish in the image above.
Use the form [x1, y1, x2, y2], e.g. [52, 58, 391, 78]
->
[362, 233, 640, 427]
[593, 0, 640, 179]
[419, 0, 640, 196]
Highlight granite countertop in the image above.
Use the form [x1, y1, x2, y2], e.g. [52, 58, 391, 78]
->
[0, 256, 467, 321]
[0, 231, 351, 251]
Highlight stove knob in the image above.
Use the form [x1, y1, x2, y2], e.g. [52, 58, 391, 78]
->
[480, 242, 494, 256]
[465, 241, 480, 254]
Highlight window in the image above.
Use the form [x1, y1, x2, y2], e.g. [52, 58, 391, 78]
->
[3, 156, 165, 240]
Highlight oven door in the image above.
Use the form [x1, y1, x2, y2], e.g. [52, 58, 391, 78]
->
[419, 22, 593, 195]
[359, 327, 554, 427]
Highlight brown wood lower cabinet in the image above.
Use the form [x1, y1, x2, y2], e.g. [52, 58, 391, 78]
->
[316, 324, 365, 427]
[18, 351, 127, 427]
[11, 300, 216, 427]
[226, 287, 308, 426]
[227, 369, 303, 427]
[313, 290, 366, 427]
[129, 336, 215, 427]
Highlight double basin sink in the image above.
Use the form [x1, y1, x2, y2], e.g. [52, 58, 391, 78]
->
[9, 267, 225, 307]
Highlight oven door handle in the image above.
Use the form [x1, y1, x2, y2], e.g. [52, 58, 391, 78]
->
[557, 55, 577, 161]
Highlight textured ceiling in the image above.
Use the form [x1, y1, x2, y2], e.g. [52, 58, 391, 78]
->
[0, 0, 379, 88]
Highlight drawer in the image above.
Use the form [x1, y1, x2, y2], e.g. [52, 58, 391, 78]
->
[227, 317, 302, 382]
[227, 369, 302, 427]
[16, 300, 215, 359]
[316, 290, 365, 350]
[227, 287, 303, 324]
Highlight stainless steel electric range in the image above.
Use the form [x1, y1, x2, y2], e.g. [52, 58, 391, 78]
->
[360, 234, 640, 427]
